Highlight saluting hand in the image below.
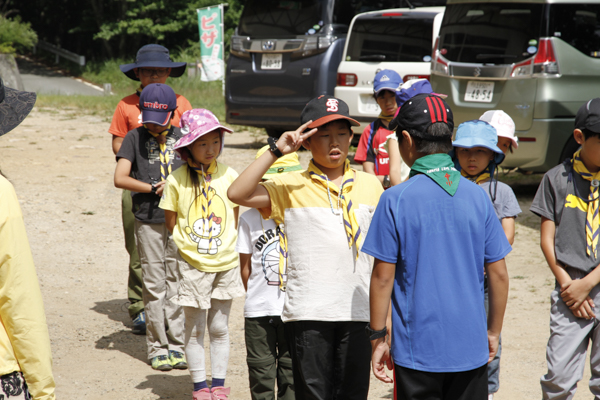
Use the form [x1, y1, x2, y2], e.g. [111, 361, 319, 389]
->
[276, 120, 318, 155]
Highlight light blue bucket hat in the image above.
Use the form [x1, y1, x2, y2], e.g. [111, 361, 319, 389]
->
[452, 120, 505, 164]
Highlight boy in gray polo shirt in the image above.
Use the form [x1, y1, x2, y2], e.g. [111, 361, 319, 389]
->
[531, 98, 600, 399]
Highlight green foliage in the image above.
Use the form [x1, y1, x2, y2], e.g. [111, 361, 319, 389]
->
[0, 15, 37, 54]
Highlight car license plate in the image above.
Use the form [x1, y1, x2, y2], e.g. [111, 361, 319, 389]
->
[261, 53, 282, 70]
[464, 81, 494, 103]
[363, 96, 380, 114]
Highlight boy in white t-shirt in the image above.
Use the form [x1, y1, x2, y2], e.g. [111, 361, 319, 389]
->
[236, 146, 302, 400]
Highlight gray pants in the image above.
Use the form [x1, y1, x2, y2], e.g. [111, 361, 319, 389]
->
[135, 220, 185, 359]
[541, 267, 600, 399]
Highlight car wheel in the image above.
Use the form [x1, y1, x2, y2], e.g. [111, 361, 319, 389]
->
[559, 135, 580, 164]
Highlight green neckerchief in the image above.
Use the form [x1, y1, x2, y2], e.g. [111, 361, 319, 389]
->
[409, 153, 461, 196]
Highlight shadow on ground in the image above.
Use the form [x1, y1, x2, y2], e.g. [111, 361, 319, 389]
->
[92, 299, 147, 362]
[136, 373, 192, 399]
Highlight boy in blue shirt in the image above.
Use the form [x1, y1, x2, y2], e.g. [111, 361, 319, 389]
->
[363, 94, 511, 400]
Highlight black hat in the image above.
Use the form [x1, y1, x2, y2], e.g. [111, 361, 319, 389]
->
[0, 78, 36, 137]
[139, 84, 178, 126]
[119, 44, 187, 81]
[300, 95, 360, 128]
[575, 98, 600, 133]
[390, 93, 454, 140]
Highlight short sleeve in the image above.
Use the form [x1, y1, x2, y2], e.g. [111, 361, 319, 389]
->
[259, 176, 288, 222]
[159, 175, 179, 212]
[225, 167, 240, 209]
[500, 186, 522, 219]
[115, 130, 136, 162]
[530, 172, 556, 221]
[484, 194, 512, 263]
[108, 102, 130, 137]
[173, 95, 193, 127]
[354, 124, 372, 163]
[361, 190, 400, 263]
[235, 214, 253, 254]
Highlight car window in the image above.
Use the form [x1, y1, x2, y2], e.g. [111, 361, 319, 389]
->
[238, 0, 325, 37]
[439, 3, 544, 64]
[346, 14, 435, 62]
[549, 4, 600, 58]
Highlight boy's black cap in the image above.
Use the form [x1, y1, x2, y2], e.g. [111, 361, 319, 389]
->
[575, 98, 600, 133]
[301, 95, 360, 128]
[119, 44, 187, 81]
[390, 93, 454, 140]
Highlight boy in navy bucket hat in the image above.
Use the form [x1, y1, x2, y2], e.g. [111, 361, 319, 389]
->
[363, 93, 510, 400]
[108, 44, 193, 335]
[114, 83, 187, 372]
[355, 69, 402, 189]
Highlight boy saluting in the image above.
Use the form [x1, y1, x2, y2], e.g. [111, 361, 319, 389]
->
[363, 94, 510, 400]
[228, 96, 383, 399]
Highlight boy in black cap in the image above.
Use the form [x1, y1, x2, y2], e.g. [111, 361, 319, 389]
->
[114, 83, 186, 371]
[531, 98, 600, 399]
[228, 95, 383, 399]
[363, 93, 510, 400]
[108, 44, 192, 334]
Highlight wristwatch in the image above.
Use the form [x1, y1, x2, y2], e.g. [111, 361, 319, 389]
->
[365, 323, 387, 341]
[383, 175, 391, 188]
[150, 183, 158, 195]
[267, 136, 283, 158]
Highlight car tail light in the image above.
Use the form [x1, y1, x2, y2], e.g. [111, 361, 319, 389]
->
[533, 38, 559, 76]
[430, 37, 448, 76]
[403, 75, 430, 82]
[510, 58, 533, 77]
[337, 73, 357, 87]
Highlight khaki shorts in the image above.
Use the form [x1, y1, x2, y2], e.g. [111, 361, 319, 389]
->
[175, 252, 245, 309]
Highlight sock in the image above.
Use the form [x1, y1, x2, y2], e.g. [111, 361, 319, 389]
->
[194, 381, 208, 391]
[212, 378, 225, 388]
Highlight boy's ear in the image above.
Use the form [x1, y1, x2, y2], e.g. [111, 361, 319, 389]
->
[574, 128, 585, 145]
[302, 135, 312, 151]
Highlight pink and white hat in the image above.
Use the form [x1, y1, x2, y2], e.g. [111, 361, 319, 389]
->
[173, 109, 233, 160]
[479, 110, 518, 149]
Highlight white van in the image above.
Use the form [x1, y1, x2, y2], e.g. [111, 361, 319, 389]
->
[334, 7, 445, 134]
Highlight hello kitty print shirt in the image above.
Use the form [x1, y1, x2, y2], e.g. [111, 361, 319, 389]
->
[159, 161, 240, 272]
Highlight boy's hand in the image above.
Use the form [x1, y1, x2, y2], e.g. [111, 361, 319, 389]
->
[154, 180, 166, 196]
[276, 121, 318, 155]
[371, 338, 393, 383]
[487, 331, 500, 363]
[561, 278, 594, 311]
[571, 296, 596, 319]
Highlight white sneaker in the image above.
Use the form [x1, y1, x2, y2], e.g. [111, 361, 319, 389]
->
[488, 394, 494, 400]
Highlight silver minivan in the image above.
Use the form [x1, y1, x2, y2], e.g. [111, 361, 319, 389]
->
[430, 0, 600, 172]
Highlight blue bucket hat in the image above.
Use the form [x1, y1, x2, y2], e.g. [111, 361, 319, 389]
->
[373, 69, 402, 96]
[120, 44, 187, 81]
[452, 120, 505, 164]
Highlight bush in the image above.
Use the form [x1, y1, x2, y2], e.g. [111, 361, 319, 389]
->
[0, 15, 37, 54]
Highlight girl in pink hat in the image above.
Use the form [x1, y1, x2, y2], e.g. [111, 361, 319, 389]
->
[159, 109, 245, 400]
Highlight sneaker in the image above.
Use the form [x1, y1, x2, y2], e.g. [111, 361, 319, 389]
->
[132, 311, 146, 335]
[488, 395, 493, 400]
[151, 355, 173, 371]
[192, 388, 212, 400]
[169, 350, 188, 369]
[210, 387, 230, 400]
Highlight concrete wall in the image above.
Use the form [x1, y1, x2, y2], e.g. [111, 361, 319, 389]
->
[0, 54, 24, 90]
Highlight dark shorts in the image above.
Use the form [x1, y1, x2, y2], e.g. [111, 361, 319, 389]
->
[394, 363, 488, 400]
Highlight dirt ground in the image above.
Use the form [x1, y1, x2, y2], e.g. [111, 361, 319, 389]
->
[0, 108, 595, 400]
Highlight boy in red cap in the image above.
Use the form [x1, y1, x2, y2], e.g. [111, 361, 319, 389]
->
[228, 95, 383, 399]
[109, 44, 192, 334]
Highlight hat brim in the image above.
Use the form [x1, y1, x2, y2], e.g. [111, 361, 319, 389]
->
[0, 87, 36, 137]
[173, 125, 233, 151]
[453, 139, 506, 164]
[307, 114, 360, 128]
[374, 84, 400, 96]
[120, 62, 187, 81]
[141, 110, 173, 126]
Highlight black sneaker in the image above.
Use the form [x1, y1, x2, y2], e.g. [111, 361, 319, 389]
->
[132, 311, 146, 335]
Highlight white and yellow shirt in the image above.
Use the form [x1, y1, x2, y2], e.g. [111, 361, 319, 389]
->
[260, 169, 383, 322]
[160, 162, 239, 272]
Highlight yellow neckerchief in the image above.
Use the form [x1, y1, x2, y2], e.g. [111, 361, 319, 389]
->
[378, 111, 395, 122]
[188, 160, 219, 247]
[308, 159, 362, 258]
[572, 149, 600, 259]
[461, 168, 490, 185]
[145, 124, 172, 181]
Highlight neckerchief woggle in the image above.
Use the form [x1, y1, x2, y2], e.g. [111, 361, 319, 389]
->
[188, 160, 219, 250]
[461, 168, 490, 185]
[410, 153, 461, 196]
[572, 149, 600, 259]
[145, 124, 173, 181]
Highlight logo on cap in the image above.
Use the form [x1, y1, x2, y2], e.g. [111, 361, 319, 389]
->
[425, 96, 449, 124]
[380, 75, 390, 82]
[143, 101, 170, 110]
[326, 98, 339, 112]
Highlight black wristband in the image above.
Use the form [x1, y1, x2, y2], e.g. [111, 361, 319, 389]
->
[150, 183, 158, 195]
[267, 136, 283, 158]
[365, 323, 387, 341]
